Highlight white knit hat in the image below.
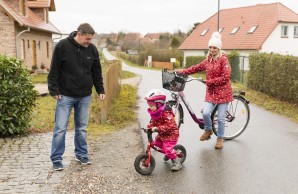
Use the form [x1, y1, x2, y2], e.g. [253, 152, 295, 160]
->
[208, 31, 222, 49]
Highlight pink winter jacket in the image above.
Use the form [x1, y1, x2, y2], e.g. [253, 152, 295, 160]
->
[180, 53, 233, 104]
[147, 110, 179, 142]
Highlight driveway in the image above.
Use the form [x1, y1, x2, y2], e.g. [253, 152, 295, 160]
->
[103, 49, 298, 193]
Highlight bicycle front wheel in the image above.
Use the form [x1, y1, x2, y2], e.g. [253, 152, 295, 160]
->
[211, 95, 250, 140]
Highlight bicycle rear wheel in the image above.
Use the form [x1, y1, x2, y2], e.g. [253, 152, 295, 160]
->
[211, 95, 250, 140]
[167, 101, 183, 129]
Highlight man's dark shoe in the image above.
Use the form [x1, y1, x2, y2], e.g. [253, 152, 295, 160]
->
[75, 156, 91, 165]
[53, 161, 64, 171]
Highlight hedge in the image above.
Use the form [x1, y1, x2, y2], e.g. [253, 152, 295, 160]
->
[248, 53, 298, 104]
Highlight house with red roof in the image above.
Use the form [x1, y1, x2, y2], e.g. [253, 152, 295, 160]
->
[0, 0, 60, 70]
[179, 3, 298, 66]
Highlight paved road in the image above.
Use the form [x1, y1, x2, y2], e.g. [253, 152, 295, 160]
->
[103, 49, 298, 194]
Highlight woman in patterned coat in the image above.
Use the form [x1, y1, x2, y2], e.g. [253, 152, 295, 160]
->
[178, 31, 233, 149]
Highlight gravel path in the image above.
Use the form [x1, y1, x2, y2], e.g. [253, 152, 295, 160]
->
[53, 123, 155, 194]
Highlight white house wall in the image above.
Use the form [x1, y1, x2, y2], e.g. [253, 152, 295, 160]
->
[261, 23, 298, 56]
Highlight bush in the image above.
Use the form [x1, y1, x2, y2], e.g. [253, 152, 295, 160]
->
[248, 53, 298, 104]
[227, 50, 240, 81]
[185, 56, 206, 68]
[0, 55, 38, 136]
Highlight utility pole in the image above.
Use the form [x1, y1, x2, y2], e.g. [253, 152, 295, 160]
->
[217, 0, 220, 31]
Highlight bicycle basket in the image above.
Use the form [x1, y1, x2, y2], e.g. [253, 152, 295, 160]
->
[162, 70, 188, 92]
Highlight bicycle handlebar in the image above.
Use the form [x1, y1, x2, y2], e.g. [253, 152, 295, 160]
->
[174, 72, 206, 84]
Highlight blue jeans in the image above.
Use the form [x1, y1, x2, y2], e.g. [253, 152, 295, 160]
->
[202, 102, 228, 139]
[50, 95, 91, 163]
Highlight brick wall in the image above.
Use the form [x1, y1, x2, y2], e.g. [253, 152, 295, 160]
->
[0, 10, 16, 56]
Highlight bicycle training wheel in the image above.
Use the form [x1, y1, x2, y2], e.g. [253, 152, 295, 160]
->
[167, 101, 184, 129]
[134, 153, 156, 175]
[211, 95, 250, 140]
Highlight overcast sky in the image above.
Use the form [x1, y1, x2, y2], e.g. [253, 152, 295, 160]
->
[49, 0, 298, 35]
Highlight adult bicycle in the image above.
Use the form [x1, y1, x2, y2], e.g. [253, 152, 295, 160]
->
[162, 69, 250, 140]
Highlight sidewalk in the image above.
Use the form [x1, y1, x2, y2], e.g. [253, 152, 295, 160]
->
[34, 84, 49, 96]
[0, 132, 75, 193]
[0, 75, 146, 193]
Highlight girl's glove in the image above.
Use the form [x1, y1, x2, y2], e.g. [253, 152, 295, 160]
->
[152, 127, 158, 132]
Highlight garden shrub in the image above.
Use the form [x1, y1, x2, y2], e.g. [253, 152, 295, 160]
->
[0, 55, 38, 136]
[185, 56, 205, 68]
[227, 50, 240, 81]
[248, 53, 298, 104]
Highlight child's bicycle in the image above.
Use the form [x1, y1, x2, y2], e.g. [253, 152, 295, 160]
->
[162, 69, 250, 140]
[134, 128, 187, 175]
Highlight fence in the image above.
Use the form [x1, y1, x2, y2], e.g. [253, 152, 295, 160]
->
[97, 60, 122, 123]
[152, 61, 174, 70]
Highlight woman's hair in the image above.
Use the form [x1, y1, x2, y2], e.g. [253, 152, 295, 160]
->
[77, 23, 95, 35]
[206, 49, 225, 60]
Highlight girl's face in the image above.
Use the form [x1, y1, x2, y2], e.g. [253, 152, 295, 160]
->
[147, 101, 157, 111]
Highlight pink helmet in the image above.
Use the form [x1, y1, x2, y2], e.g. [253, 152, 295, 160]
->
[144, 89, 166, 104]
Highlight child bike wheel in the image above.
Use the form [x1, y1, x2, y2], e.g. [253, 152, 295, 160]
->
[174, 144, 187, 164]
[134, 153, 156, 175]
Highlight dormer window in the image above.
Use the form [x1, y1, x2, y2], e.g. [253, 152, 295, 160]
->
[248, 26, 258, 33]
[230, 27, 239, 34]
[200, 29, 208, 36]
[281, 26, 288, 37]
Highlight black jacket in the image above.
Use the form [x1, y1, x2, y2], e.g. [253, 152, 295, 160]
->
[48, 32, 105, 97]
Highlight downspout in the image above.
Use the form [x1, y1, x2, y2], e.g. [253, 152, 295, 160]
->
[15, 27, 30, 58]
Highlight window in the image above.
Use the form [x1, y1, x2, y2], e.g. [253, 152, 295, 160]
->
[230, 27, 239, 34]
[21, 39, 25, 59]
[281, 26, 288, 37]
[294, 26, 298, 38]
[46, 42, 49, 58]
[248, 26, 258, 33]
[200, 29, 208, 36]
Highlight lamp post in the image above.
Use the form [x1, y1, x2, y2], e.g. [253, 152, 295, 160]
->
[217, 0, 220, 31]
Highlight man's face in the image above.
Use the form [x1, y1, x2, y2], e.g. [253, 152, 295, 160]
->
[77, 32, 93, 47]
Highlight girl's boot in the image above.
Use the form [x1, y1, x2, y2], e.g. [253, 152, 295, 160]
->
[171, 158, 182, 171]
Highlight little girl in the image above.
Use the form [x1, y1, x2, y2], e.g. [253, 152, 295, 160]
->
[144, 89, 182, 171]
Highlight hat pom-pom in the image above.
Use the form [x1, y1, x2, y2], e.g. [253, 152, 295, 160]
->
[211, 32, 221, 40]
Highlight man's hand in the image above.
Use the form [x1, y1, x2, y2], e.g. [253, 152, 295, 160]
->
[53, 95, 62, 100]
[99, 94, 105, 100]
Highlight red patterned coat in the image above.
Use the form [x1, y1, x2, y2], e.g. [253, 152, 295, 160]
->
[180, 53, 233, 104]
[147, 109, 179, 142]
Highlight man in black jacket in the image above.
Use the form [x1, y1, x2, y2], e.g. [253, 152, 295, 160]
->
[48, 23, 105, 171]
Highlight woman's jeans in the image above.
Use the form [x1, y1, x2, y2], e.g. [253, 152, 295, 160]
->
[202, 102, 228, 139]
[50, 95, 91, 163]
